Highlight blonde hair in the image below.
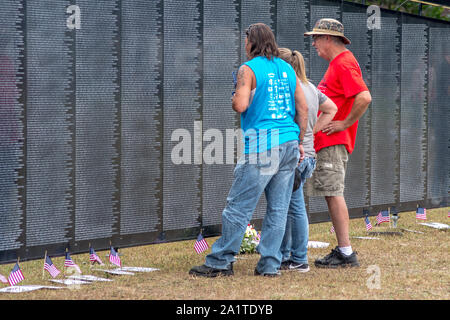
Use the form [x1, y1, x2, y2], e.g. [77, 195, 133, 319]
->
[278, 47, 308, 84]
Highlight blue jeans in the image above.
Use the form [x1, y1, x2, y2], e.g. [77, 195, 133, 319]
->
[280, 157, 316, 264]
[205, 140, 300, 274]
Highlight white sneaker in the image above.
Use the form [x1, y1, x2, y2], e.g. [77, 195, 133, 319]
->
[289, 263, 310, 273]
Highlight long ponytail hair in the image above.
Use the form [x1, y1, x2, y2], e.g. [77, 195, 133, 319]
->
[278, 47, 308, 84]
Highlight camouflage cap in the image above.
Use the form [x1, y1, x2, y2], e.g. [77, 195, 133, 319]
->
[304, 18, 351, 45]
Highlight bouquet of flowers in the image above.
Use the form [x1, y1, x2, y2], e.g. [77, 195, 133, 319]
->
[239, 224, 261, 254]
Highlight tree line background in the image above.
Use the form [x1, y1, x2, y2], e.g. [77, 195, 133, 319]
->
[347, 0, 450, 21]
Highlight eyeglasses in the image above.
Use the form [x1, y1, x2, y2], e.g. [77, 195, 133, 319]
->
[312, 35, 324, 42]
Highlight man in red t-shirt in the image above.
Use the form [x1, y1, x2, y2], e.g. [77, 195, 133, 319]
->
[304, 18, 372, 268]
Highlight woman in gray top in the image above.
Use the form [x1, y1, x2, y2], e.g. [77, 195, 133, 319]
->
[278, 48, 337, 272]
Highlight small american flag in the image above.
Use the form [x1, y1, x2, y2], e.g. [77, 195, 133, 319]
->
[365, 216, 373, 231]
[329, 225, 335, 234]
[194, 234, 209, 254]
[44, 255, 61, 278]
[0, 273, 8, 284]
[416, 207, 427, 220]
[8, 263, 24, 286]
[376, 210, 390, 225]
[89, 247, 104, 265]
[109, 246, 121, 267]
[65, 252, 81, 273]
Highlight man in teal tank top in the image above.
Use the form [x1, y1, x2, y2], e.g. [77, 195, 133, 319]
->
[189, 23, 308, 277]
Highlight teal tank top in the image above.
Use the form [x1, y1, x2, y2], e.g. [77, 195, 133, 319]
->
[242, 56, 299, 153]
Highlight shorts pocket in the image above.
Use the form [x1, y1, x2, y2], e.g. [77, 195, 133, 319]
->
[313, 161, 344, 192]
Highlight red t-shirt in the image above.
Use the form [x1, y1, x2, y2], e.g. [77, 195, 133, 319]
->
[315, 50, 368, 154]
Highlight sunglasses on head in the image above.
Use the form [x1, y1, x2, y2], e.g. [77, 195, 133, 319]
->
[245, 24, 255, 36]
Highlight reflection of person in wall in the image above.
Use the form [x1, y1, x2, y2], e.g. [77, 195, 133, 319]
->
[428, 47, 450, 115]
[277, 48, 337, 273]
[189, 23, 309, 277]
[428, 49, 450, 196]
[440, 53, 450, 100]
[304, 18, 372, 268]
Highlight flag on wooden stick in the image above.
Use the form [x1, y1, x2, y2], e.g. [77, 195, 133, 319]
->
[329, 225, 335, 234]
[44, 255, 61, 278]
[194, 234, 209, 254]
[8, 263, 24, 286]
[365, 216, 373, 231]
[109, 246, 121, 267]
[416, 207, 427, 220]
[65, 251, 81, 274]
[376, 210, 390, 225]
[89, 246, 104, 265]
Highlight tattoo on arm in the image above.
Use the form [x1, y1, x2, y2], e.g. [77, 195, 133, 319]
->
[236, 66, 245, 89]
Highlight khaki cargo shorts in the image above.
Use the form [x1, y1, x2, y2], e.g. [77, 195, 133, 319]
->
[305, 144, 348, 197]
